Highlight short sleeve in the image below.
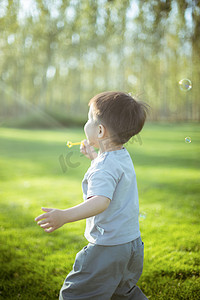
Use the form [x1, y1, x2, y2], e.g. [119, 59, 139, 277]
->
[87, 169, 117, 200]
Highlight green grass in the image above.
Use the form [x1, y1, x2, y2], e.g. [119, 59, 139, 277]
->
[0, 123, 200, 299]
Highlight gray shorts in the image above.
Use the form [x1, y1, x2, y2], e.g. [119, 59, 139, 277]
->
[59, 237, 148, 300]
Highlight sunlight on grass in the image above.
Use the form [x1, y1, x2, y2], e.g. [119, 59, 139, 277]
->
[0, 123, 200, 299]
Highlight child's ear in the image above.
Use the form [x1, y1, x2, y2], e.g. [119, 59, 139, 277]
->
[98, 124, 106, 138]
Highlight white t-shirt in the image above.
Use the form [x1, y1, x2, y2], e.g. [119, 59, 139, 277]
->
[82, 147, 140, 246]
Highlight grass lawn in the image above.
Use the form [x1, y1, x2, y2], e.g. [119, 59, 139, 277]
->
[0, 123, 200, 299]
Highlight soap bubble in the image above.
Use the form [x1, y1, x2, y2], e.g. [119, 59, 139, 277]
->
[179, 79, 192, 91]
[185, 137, 191, 143]
[139, 212, 147, 220]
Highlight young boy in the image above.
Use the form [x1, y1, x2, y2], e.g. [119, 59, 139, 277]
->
[35, 91, 149, 300]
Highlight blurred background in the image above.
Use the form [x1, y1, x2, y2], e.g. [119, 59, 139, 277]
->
[1, 2, 200, 299]
[0, 0, 199, 128]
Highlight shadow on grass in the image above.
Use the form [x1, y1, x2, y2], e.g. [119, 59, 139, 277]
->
[1, 136, 199, 181]
[130, 150, 199, 170]
[0, 136, 89, 181]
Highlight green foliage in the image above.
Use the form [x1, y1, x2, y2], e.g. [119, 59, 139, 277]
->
[3, 109, 86, 129]
[0, 124, 200, 299]
[0, 0, 200, 122]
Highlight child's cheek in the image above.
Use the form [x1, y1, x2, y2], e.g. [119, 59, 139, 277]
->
[84, 122, 92, 139]
[84, 122, 89, 134]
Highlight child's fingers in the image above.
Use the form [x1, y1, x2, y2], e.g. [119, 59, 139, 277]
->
[80, 144, 86, 153]
[80, 140, 89, 156]
[83, 139, 88, 146]
[80, 139, 87, 149]
[80, 139, 97, 160]
[44, 227, 55, 233]
[35, 208, 53, 221]
[35, 212, 49, 222]
[42, 207, 53, 212]
[37, 219, 49, 225]
[80, 139, 94, 152]
[35, 208, 53, 222]
[40, 223, 51, 229]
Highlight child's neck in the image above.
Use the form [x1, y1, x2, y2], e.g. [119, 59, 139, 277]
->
[98, 139, 123, 154]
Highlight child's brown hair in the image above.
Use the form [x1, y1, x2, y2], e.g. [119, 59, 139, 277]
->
[89, 91, 149, 144]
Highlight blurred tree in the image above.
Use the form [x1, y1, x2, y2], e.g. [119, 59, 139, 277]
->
[0, 0, 199, 124]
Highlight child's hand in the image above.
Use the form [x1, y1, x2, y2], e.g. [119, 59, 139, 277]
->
[80, 139, 98, 160]
[35, 207, 66, 233]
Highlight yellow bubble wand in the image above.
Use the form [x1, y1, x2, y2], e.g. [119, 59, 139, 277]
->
[66, 140, 84, 148]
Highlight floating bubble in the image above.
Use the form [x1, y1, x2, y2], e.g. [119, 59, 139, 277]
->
[179, 78, 192, 91]
[139, 212, 147, 220]
[185, 137, 191, 143]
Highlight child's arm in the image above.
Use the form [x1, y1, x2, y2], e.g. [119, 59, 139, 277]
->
[35, 195, 110, 233]
[80, 139, 98, 160]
